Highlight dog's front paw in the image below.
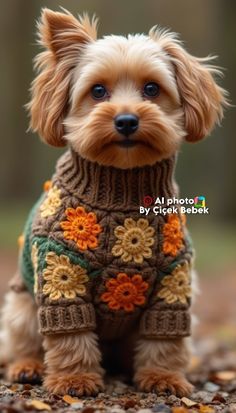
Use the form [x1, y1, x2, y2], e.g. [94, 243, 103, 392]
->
[7, 358, 43, 384]
[134, 368, 193, 397]
[44, 372, 104, 396]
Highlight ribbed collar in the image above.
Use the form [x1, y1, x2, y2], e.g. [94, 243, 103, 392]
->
[55, 149, 177, 212]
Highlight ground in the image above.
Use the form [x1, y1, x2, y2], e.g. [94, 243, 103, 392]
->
[0, 251, 236, 413]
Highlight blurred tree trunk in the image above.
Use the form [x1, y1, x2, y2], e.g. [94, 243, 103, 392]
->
[0, 0, 35, 201]
[219, 0, 236, 221]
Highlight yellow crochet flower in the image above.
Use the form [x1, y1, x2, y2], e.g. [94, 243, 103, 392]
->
[31, 243, 39, 294]
[42, 252, 89, 301]
[112, 218, 155, 264]
[157, 261, 191, 304]
[40, 186, 62, 218]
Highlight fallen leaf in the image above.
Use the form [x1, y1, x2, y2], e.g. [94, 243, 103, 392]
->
[81, 408, 96, 413]
[212, 393, 226, 403]
[26, 400, 51, 411]
[23, 383, 33, 390]
[172, 407, 189, 413]
[63, 394, 80, 404]
[181, 397, 198, 407]
[124, 399, 137, 409]
[214, 371, 236, 381]
[198, 405, 215, 413]
[9, 384, 20, 392]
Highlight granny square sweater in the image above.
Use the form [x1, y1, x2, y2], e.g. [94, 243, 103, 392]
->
[19, 149, 193, 340]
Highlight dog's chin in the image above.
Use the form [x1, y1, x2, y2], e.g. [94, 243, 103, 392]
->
[74, 138, 176, 169]
[114, 138, 151, 149]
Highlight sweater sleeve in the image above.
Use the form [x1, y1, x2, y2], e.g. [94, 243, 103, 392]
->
[32, 236, 97, 335]
[20, 201, 97, 336]
[139, 214, 194, 339]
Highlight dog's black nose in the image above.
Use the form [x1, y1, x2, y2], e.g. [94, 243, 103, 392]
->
[114, 114, 139, 137]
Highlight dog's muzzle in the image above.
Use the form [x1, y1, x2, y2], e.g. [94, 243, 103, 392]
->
[114, 113, 139, 137]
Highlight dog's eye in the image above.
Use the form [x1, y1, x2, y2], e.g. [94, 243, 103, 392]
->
[91, 84, 108, 100]
[143, 82, 160, 98]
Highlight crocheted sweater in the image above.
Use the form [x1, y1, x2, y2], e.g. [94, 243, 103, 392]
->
[19, 149, 193, 340]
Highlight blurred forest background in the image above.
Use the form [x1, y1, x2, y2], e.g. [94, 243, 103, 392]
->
[0, 0, 235, 301]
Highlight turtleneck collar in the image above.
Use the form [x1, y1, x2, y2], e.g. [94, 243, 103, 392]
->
[55, 148, 178, 212]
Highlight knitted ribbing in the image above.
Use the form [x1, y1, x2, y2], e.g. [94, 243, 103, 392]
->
[139, 303, 191, 339]
[55, 149, 178, 211]
[38, 303, 96, 335]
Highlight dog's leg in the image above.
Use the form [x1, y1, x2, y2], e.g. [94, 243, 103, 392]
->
[0, 290, 44, 383]
[43, 332, 104, 396]
[134, 337, 193, 396]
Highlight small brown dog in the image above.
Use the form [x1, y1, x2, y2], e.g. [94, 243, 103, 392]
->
[0, 8, 227, 397]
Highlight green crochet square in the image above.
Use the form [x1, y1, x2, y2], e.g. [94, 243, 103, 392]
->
[20, 200, 101, 296]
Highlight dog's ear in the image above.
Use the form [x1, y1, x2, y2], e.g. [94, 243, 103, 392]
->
[149, 27, 228, 142]
[28, 8, 98, 146]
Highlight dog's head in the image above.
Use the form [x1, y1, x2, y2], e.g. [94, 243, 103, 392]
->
[28, 8, 228, 168]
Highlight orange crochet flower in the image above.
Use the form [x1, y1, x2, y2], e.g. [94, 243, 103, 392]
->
[162, 214, 184, 257]
[60, 206, 102, 251]
[101, 273, 148, 312]
[43, 180, 52, 192]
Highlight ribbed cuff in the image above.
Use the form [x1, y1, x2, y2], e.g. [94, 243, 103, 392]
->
[38, 303, 96, 335]
[139, 305, 191, 339]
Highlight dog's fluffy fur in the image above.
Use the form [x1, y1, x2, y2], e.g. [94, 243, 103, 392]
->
[0, 8, 227, 396]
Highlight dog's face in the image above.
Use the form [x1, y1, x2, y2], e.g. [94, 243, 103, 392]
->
[29, 9, 227, 169]
[65, 35, 184, 168]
